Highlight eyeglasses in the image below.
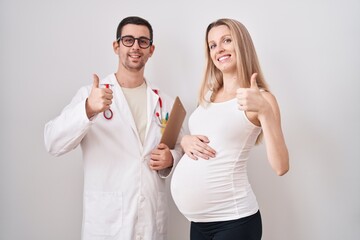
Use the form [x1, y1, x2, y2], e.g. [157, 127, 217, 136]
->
[117, 35, 153, 49]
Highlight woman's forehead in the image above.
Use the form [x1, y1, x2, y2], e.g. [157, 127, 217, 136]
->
[208, 25, 230, 42]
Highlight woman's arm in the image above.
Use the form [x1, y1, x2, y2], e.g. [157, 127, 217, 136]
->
[237, 74, 289, 176]
[258, 92, 289, 176]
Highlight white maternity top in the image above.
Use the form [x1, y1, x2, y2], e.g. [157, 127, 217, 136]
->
[171, 98, 262, 222]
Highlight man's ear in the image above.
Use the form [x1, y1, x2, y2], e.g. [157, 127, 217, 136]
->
[149, 44, 155, 57]
[113, 40, 120, 54]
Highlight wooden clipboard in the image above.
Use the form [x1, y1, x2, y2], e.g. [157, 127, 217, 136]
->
[160, 96, 186, 149]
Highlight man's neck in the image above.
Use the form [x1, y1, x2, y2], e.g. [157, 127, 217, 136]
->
[115, 70, 145, 88]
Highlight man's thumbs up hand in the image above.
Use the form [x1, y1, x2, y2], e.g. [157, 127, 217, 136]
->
[86, 74, 113, 119]
[92, 73, 100, 89]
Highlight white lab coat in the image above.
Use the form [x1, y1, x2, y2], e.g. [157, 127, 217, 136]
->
[44, 74, 183, 240]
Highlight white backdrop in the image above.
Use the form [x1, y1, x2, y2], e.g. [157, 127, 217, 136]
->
[1, 0, 359, 239]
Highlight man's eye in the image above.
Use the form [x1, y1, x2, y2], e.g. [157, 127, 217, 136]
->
[124, 38, 133, 43]
[139, 39, 148, 44]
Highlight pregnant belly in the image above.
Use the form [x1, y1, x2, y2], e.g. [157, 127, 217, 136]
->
[171, 156, 208, 215]
[171, 155, 241, 220]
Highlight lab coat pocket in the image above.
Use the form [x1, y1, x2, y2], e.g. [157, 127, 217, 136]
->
[83, 191, 123, 236]
[156, 191, 169, 234]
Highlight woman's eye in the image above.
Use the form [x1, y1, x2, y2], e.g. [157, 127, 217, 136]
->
[224, 38, 232, 44]
[209, 44, 216, 50]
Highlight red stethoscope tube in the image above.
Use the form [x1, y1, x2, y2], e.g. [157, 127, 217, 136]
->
[102, 87, 162, 121]
[153, 89, 166, 128]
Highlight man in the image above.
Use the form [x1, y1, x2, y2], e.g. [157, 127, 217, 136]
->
[44, 16, 183, 240]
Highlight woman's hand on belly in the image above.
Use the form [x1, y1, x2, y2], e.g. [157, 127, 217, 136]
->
[180, 135, 216, 160]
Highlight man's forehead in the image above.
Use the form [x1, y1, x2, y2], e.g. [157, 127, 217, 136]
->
[122, 24, 150, 37]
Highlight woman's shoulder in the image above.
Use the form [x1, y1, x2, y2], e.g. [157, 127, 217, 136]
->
[261, 90, 279, 107]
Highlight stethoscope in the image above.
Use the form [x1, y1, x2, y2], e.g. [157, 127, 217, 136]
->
[153, 89, 168, 129]
[102, 86, 168, 128]
[102, 83, 114, 120]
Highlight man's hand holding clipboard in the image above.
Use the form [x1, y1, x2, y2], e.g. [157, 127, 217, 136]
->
[160, 96, 186, 149]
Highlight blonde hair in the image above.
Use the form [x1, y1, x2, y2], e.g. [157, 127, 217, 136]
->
[198, 18, 269, 143]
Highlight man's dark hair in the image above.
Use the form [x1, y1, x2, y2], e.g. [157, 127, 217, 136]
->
[116, 16, 153, 42]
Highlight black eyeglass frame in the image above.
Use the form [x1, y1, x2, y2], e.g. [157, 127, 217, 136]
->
[117, 35, 153, 49]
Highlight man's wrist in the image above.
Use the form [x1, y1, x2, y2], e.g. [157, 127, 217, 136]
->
[85, 98, 96, 119]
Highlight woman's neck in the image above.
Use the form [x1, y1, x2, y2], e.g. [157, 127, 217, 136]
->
[212, 74, 240, 102]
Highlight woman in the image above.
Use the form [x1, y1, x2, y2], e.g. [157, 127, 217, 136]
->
[171, 18, 289, 240]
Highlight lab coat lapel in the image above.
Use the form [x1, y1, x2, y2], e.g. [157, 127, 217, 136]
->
[144, 83, 159, 145]
[109, 75, 141, 145]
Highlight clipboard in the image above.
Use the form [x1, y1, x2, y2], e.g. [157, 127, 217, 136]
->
[160, 96, 186, 149]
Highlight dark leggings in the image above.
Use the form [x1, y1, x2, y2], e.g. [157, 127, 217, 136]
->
[190, 211, 262, 240]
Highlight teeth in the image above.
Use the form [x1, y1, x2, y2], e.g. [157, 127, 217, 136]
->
[218, 56, 229, 61]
